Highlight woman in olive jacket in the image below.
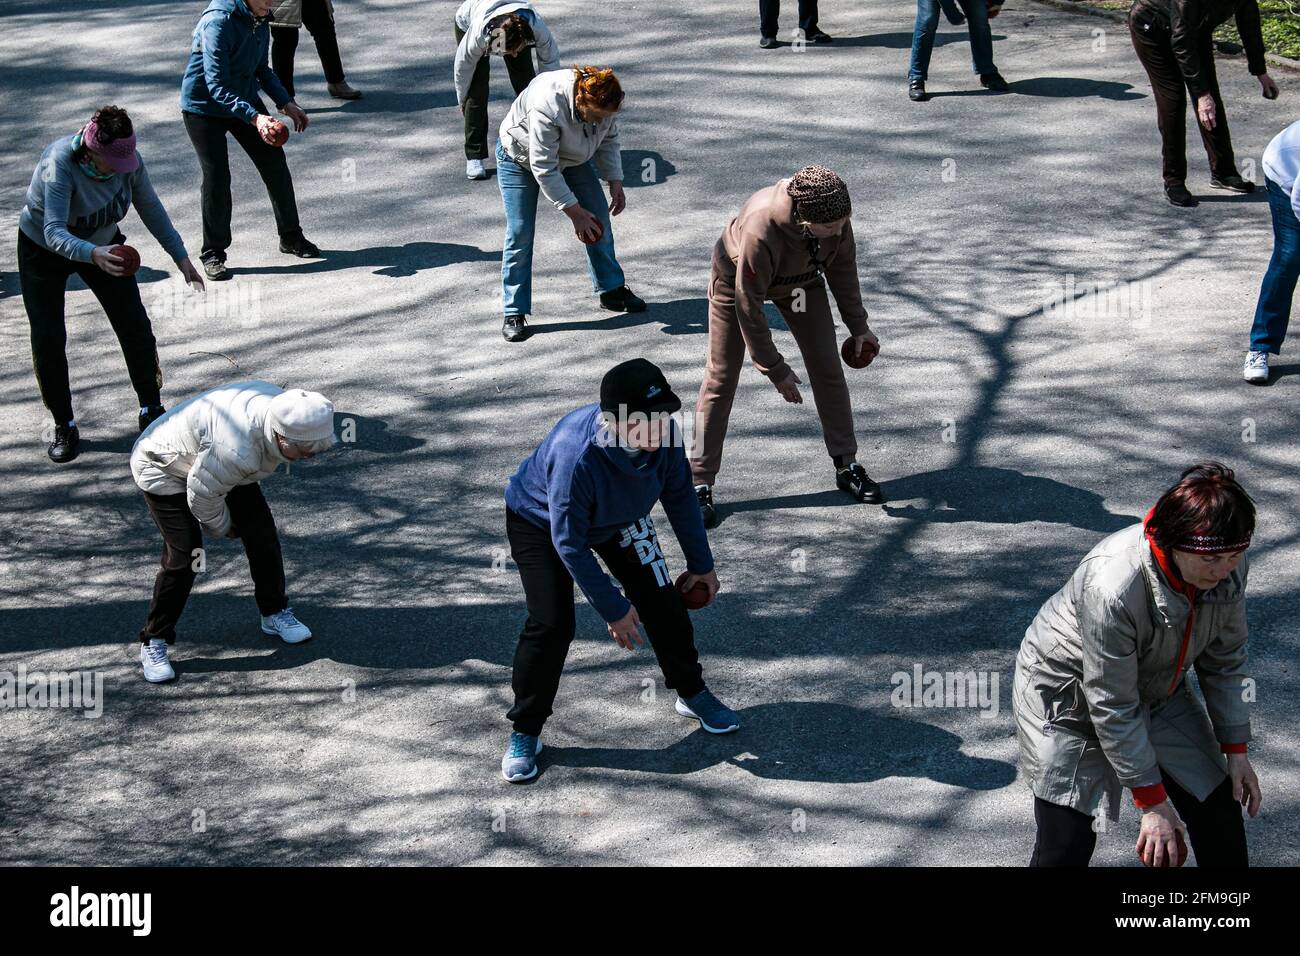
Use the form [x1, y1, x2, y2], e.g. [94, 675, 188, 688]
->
[1014, 463, 1262, 867]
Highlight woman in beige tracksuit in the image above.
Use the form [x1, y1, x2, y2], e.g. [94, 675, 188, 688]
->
[691, 166, 882, 527]
[1014, 462, 1262, 867]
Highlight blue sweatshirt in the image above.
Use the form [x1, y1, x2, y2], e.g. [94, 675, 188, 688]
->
[181, 0, 292, 122]
[20, 135, 187, 264]
[505, 404, 714, 622]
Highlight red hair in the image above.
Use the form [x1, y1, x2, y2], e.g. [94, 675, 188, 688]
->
[1149, 462, 1255, 554]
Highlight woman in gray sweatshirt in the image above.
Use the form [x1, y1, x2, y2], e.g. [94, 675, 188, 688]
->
[18, 105, 204, 464]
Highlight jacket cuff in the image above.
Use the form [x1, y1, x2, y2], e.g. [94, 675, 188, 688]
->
[1221, 742, 1248, 754]
[1131, 783, 1167, 809]
[1214, 722, 1251, 746]
[763, 360, 792, 384]
[686, 557, 714, 576]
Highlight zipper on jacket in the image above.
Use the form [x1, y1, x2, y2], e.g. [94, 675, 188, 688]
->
[1167, 602, 1195, 697]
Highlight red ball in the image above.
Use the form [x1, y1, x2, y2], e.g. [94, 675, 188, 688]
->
[675, 572, 711, 610]
[579, 220, 605, 245]
[264, 119, 289, 147]
[841, 335, 879, 369]
[109, 244, 141, 277]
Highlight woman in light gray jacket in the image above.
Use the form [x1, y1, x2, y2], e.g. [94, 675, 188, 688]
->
[131, 380, 336, 683]
[495, 66, 644, 342]
[454, 0, 560, 181]
[1014, 462, 1262, 867]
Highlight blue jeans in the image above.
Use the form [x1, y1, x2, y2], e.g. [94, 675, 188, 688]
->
[496, 140, 624, 317]
[1250, 176, 1300, 354]
[909, 0, 995, 82]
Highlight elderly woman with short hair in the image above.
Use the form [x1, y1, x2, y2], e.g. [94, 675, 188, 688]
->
[1014, 462, 1262, 867]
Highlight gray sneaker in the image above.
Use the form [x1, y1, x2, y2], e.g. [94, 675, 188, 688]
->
[1244, 350, 1270, 384]
[675, 689, 740, 734]
[501, 731, 542, 782]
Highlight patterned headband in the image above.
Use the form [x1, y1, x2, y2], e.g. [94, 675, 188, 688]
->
[1177, 532, 1252, 554]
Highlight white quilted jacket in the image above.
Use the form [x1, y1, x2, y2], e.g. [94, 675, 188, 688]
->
[131, 380, 291, 537]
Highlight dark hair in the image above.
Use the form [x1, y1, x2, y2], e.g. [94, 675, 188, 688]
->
[74, 104, 132, 163]
[495, 14, 535, 55]
[1150, 462, 1255, 553]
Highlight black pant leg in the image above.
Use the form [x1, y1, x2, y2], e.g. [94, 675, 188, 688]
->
[503, 47, 537, 95]
[182, 112, 235, 261]
[1192, 31, 1236, 179]
[1029, 796, 1098, 866]
[73, 250, 161, 410]
[17, 230, 77, 424]
[271, 26, 300, 98]
[505, 507, 578, 736]
[226, 483, 287, 617]
[227, 116, 302, 239]
[758, 0, 779, 38]
[302, 0, 346, 84]
[798, 0, 819, 32]
[1129, 19, 1189, 187]
[591, 515, 706, 700]
[140, 491, 203, 644]
[1162, 771, 1248, 867]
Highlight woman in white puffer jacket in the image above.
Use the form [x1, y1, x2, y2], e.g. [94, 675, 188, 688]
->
[130, 380, 336, 683]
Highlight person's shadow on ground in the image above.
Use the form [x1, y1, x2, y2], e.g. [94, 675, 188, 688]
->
[880, 466, 1136, 532]
[529, 297, 708, 336]
[227, 241, 497, 278]
[826, 32, 1004, 49]
[541, 701, 1016, 788]
[621, 149, 677, 188]
[715, 466, 1134, 533]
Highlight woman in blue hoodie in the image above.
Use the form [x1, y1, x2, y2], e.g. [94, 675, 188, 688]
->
[500, 358, 738, 782]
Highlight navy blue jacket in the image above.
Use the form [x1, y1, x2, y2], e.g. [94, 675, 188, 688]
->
[180, 0, 293, 122]
[505, 404, 714, 622]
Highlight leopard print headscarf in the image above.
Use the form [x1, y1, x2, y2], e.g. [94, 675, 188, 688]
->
[786, 165, 851, 224]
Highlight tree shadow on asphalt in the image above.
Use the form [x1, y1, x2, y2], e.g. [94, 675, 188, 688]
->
[528, 298, 708, 335]
[830, 32, 1007, 48]
[541, 701, 1017, 788]
[225, 241, 498, 278]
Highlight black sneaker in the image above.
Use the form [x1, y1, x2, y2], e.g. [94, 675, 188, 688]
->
[599, 286, 647, 313]
[138, 404, 166, 433]
[696, 484, 717, 529]
[806, 30, 833, 44]
[1210, 174, 1255, 194]
[1165, 183, 1198, 207]
[909, 79, 929, 102]
[48, 423, 80, 464]
[836, 462, 884, 504]
[202, 257, 230, 281]
[502, 314, 530, 342]
[279, 233, 322, 258]
[980, 71, 1009, 92]
[759, 35, 778, 49]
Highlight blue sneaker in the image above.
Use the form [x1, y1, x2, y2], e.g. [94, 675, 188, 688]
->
[501, 731, 542, 782]
[675, 689, 740, 734]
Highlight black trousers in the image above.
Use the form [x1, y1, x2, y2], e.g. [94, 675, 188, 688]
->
[182, 110, 302, 262]
[759, 0, 819, 38]
[453, 23, 537, 160]
[17, 229, 161, 426]
[505, 506, 706, 736]
[1030, 772, 1248, 867]
[271, 0, 346, 98]
[1129, 15, 1235, 187]
[140, 484, 287, 644]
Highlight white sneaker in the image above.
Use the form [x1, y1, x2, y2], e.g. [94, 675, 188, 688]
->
[261, 608, 312, 644]
[466, 158, 489, 180]
[1244, 350, 1270, 384]
[140, 639, 176, 683]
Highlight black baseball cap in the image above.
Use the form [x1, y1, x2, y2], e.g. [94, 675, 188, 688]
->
[600, 359, 681, 415]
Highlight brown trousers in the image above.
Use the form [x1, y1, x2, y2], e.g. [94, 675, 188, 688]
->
[690, 249, 858, 487]
[1129, 16, 1236, 187]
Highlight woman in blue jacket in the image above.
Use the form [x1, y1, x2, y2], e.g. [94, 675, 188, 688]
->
[180, 0, 320, 280]
[500, 359, 738, 782]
